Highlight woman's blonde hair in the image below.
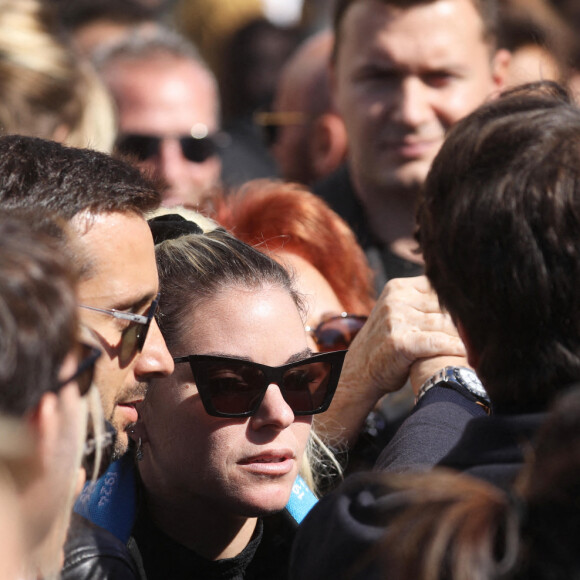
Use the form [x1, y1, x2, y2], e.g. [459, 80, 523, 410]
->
[0, 0, 116, 152]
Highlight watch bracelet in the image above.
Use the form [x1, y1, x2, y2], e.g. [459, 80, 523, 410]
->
[415, 367, 491, 414]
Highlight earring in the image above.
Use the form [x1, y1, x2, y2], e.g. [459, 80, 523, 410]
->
[136, 437, 144, 462]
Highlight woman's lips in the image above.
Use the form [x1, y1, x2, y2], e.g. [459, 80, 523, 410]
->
[238, 452, 295, 476]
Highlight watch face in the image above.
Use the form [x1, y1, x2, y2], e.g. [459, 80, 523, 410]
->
[456, 368, 487, 399]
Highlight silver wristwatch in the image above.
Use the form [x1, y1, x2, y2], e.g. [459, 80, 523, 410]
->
[415, 366, 490, 409]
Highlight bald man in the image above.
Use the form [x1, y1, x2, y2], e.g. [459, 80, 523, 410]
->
[268, 30, 347, 185]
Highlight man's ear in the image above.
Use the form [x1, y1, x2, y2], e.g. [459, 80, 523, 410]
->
[491, 48, 512, 92]
[309, 113, 348, 180]
[456, 320, 480, 370]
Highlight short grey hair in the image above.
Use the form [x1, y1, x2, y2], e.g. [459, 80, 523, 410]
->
[93, 23, 214, 81]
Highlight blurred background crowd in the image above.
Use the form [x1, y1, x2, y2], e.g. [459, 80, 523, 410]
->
[3, 0, 580, 205]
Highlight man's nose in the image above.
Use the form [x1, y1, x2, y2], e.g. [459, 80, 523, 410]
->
[391, 76, 434, 128]
[134, 317, 174, 379]
[157, 138, 191, 186]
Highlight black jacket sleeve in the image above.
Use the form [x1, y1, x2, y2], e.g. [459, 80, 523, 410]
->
[374, 385, 487, 472]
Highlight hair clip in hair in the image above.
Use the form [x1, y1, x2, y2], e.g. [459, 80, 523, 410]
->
[148, 214, 204, 244]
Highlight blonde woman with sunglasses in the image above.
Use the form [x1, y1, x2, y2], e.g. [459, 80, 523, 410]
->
[127, 215, 345, 579]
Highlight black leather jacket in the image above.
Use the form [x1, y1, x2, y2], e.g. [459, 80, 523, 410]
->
[61, 513, 142, 580]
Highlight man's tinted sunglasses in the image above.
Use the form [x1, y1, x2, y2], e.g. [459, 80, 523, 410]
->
[116, 132, 222, 163]
[57, 342, 101, 396]
[80, 294, 160, 364]
[253, 111, 307, 147]
[173, 350, 347, 418]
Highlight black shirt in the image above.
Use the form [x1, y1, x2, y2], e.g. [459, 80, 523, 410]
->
[131, 508, 297, 580]
[313, 164, 423, 293]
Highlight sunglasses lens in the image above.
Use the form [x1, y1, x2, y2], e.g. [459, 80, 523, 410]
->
[120, 295, 159, 363]
[180, 137, 217, 163]
[119, 322, 141, 363]
[76, 349, 96, 396]
[116, 135, 160, 161]
[64, 344, 100, 396]
[202, 361, 266, 415]
[282, 361, 332, 413]
[314, 316, 367, 352]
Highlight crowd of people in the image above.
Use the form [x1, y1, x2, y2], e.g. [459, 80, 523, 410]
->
[2, 0, 580, 578]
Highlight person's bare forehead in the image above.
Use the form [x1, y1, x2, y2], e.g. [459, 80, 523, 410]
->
[72, 211, 159, 310]
[332, 0, 496, 60]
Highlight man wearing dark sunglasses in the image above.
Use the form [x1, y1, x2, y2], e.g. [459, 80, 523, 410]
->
[98, 26, 223, 208]
[0, 211, 98, 578]
[0, 135, 174, 461]
[0, 134, 176, 579]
